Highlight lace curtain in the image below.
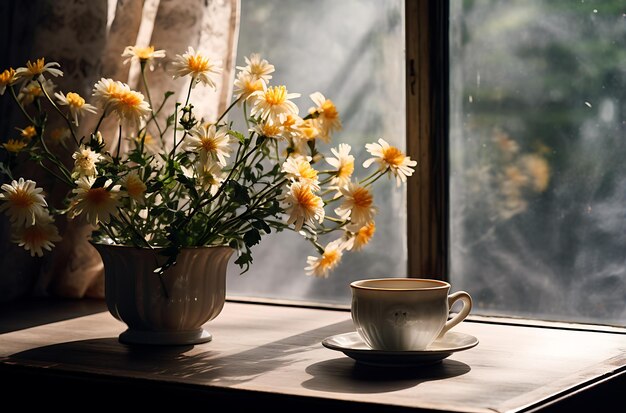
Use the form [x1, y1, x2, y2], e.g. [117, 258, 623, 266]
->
[0, 0, 240, 300]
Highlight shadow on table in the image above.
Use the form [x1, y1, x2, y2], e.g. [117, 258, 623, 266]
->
[301, 357, 471, 394]
[0, 298, 107, 333]
[7, 319, 357, 387]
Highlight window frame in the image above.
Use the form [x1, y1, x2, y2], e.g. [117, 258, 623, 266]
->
[406, 0, 449, 280]
[407, 0, 624, 330]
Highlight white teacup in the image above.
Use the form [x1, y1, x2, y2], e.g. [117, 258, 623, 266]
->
[350, 278, 472, 351]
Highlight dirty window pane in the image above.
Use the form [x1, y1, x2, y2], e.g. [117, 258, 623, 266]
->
[226, 0, 406, 305]
[450, 1, 626, 325]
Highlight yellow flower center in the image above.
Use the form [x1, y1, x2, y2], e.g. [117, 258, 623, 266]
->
[188, 54, 210, 74]
[10, 188, 35, 208]
[200, 136, 218, 153]
[382, 146, 405, 167]
[298, 163, 318, 181]
[244, 77, 264, 94]
[135, 46, 155, 60]
[259, 122, 282, 137]
[356, 222, 376, 245]
[117, 90, 142, 108]
[107, 82, 121, 97]
[26, 85, 43, 96]
[351, 186, 373, 209]
[26, 58, 46, 75]
[321, 100, 339, 120]
[21, 126, 36, 140]
[282, 115, 297, 128]
[337, 160, 354, 179]
[3, 139, 27, 153]
[85, 187, 110, 205]
[320, 249, 340, 269]
[22, 225, 48, 245]
[66, 92, 85, 108]
[294, 185, 318, 209]
[265, 86, 287, 106]
[299, 119, 319, 140]
[75, 152, 94, 170]
[0, 68, 16, 85]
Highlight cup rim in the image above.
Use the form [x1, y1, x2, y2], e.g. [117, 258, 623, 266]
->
[350, 277, 450, 291]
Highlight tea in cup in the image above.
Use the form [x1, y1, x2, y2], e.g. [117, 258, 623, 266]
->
[350, 278, 472, 351]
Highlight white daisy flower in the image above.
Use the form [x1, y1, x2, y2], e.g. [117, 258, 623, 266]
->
[250, 85, 300, 122]
[0, 178, 48, 227]
[55, 91, 97, 125]
[233, 70, 265, 102]
[0, 68, 18, 95]
[308, 92, 342, 143]
[15, 58, 63, 80]
[281, 182, 325, 231]
[17, 79, 56, 105]
[72, 145, 103, 178]
[121, 172, 147, 204]
[186, 124, 232, 167]
[334, 182, 376, 226]
[171, 46, 222, 89]
[326, 143, 355, 187]
[304, 239, 345, 278]
[281, 156, 320, 190]
[236, 53, 275, 82]
[12, 214, 61, 257]
[69, 177, 121, 227]
[362, 138, 417, 186]
[121, 45, 166, 66]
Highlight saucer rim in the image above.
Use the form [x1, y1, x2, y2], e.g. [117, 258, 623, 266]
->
[321, 331, 479, 356]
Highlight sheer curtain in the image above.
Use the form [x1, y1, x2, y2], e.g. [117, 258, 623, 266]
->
[0, 0, 240, 300]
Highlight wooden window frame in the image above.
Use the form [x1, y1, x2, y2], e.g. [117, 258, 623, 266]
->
[406, 0, 449, 280]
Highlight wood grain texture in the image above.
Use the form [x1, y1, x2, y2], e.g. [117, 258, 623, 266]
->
[0, 301, 624, 412]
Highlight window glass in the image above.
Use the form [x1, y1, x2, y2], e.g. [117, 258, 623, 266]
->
[226, 0, 406, 305]
[450, 0, 626, 325]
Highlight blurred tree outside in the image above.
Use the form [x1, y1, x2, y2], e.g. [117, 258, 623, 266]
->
[450, 0, 626, 325]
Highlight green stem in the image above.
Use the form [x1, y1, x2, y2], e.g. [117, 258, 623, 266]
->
[115, 124, 122, 161]
[36, 79, 79, 148]
[93, 108, 108, 136]
[9, 86, 37, 125]
[184, 80, 194, 108]
[360, 169, 387, 187]
[140, 63, 164, 138]
[216, 97, 241, 124]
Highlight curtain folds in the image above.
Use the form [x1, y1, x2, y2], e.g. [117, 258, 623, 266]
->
[0, 0, 240, 300]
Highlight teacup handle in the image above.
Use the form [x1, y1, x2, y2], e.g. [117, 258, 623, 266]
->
[438, 291, 473, 338]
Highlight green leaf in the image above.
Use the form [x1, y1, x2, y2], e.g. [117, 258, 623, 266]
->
[251, 219, 271, 234]
[228, 130, 246, 144]
[128, 151, 144, 165]
[243, 228, 261, 247]
[234, 251, 253, 273]
[166, 113, 176, 128]
[175, 173, 199, 199]
[228, 180, 250, 204]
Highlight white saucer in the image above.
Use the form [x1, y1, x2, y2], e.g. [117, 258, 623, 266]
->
[322, 331, 478, 367]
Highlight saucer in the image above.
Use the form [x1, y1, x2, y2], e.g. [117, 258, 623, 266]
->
[321, 331, 478, 367]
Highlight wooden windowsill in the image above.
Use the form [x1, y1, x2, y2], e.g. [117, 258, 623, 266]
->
[0, 299, 624, 412]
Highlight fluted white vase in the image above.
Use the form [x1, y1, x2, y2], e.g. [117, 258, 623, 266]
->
[92, 243, 234, 346]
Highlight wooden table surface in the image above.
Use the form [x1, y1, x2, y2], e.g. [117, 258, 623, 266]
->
[0, 300, 624, 412]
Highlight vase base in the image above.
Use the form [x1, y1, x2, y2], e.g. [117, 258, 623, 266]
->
[119, 328, 212, 346]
